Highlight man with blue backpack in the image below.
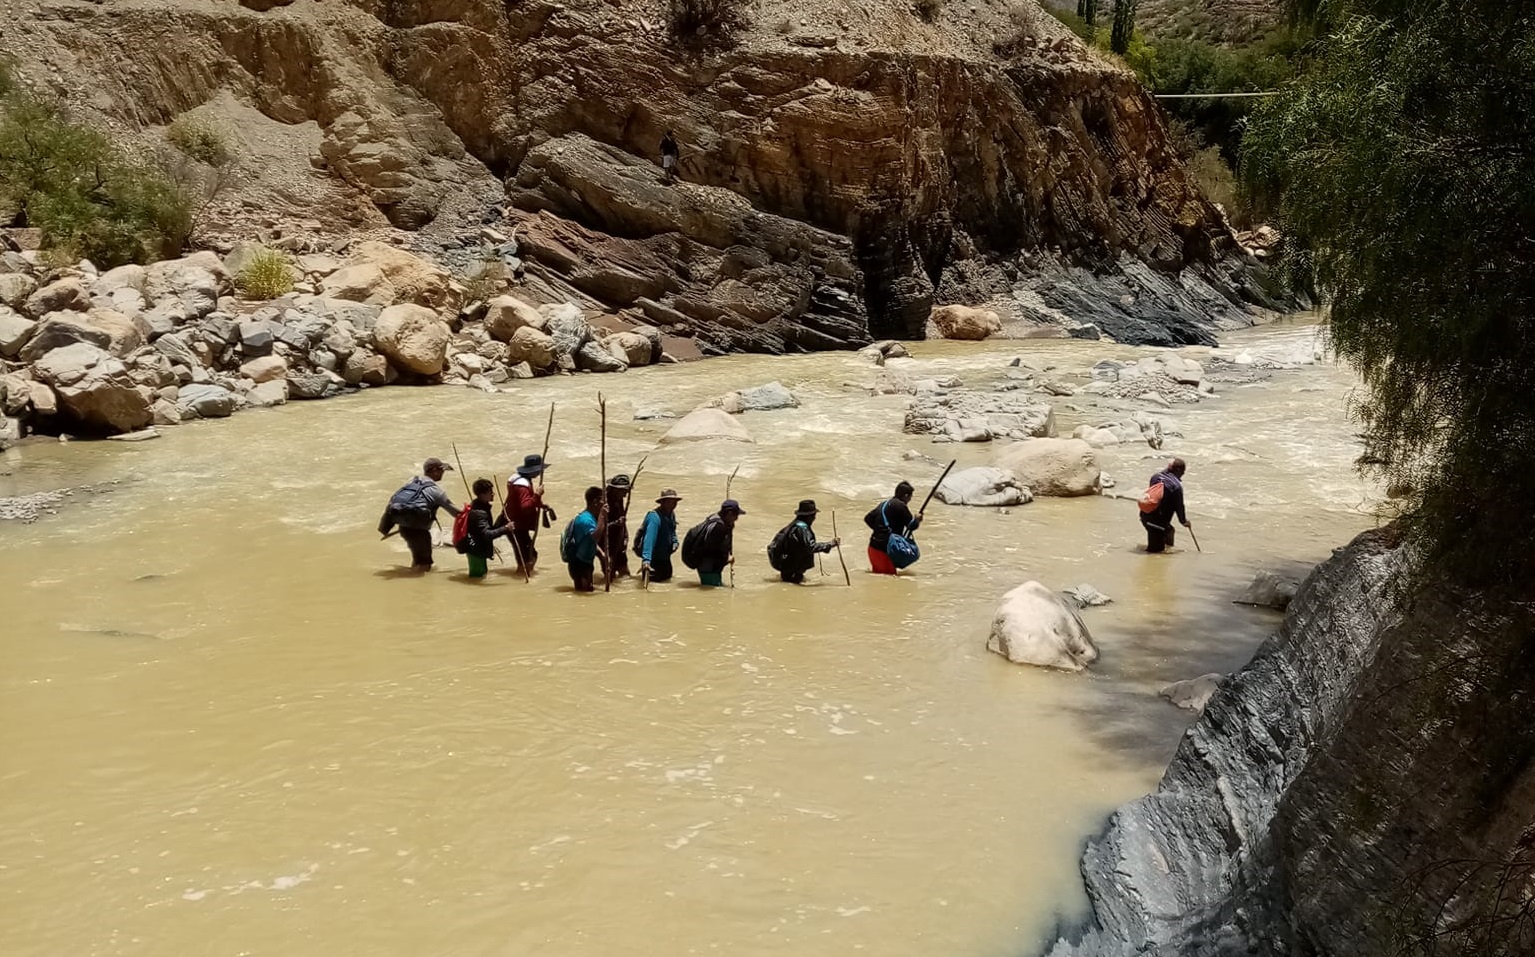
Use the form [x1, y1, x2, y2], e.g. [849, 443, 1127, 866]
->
[864, 481, 921, 575]
[379, 457, 463, 571]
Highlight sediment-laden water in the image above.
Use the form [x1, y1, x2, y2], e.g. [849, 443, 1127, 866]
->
[0, 319, 1375, 957]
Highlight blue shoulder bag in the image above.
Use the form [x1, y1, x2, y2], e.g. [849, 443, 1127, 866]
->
[882, 501, 921, 569]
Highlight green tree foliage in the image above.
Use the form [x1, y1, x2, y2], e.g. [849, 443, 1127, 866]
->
[0, 83, 194, 267]
[1137, 33, 1297, 163]
[1244, 0, 1535, 583]
[1110, 0, 1137, 54]
[1076, 0, 1098, 29]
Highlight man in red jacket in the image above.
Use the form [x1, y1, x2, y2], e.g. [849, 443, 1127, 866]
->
[505, 454, 554, 575]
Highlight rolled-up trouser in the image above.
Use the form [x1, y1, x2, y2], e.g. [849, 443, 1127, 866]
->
[400, 527, 434, 567]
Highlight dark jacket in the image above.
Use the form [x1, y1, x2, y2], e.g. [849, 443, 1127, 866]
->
[864, 498, 918, 551]
[778, 520, 835, 574]
[696, 515, 734, 574]
[1142, 471, 1187, 528]
[465, 499, 511, 559]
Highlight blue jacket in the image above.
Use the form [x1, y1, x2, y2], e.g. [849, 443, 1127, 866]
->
[563, 509, 599, 564]
[638, 510, 679, 563]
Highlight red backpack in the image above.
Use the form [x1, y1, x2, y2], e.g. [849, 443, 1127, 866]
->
[1138, 480, 1165, 514]
[452, 507, 474, 553]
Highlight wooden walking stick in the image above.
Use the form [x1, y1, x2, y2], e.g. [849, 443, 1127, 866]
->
[1187, 524, 1203, 553]
[451, 442, 501, 564]
[831, 510, 851, 586]
[724, 464, 740, 588]
[493, 473, 531, 582]
[598, 392, 614, 592]
[531, 402, 555, 545]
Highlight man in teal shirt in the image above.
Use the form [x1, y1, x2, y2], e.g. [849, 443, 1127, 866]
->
[637, 488, 682, 583]
[561, 486, 602, 592]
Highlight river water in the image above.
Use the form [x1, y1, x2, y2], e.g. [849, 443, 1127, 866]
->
[0, 319, 1375, 957]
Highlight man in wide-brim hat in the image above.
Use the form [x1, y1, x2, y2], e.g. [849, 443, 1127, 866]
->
[770, 498, 839, 585]
[636, 488, 683, 584]
[506, 454, 553, 574]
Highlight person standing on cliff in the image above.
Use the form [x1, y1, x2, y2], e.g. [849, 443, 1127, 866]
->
[1139, 458, 1191, 553]
[864, 481, 919, 575]
[636, 488, 683, 584]
[659, 130, 680, 183]
[506, 454, 553, 575]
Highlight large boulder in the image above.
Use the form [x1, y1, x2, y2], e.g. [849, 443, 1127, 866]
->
[31, 342, 151, 432]
[239, 355, 288, 384]
[660, 407, 754, 444]
[94, 264, 147, 297]
[247, 379, 289, 407]
[506, 326, 556, 369]
[992, 438, 1101, 496]
[144, 254, 223, 317]
[0, 307, 36, 358]
[0, 273, 39, 309]
[986, 581, 1100, 671]
[319, 263, 392, 305]
[905, 392, 1055, 442]
[178, 383, 238, 419]
[604, 331, 654, 367]
[934, 466, 1032, 507]
[543, 303, 589, 361]
[374, 304, 450, 375]
[342, 350, 391, 386]
[18, 313, 112, 362]
[735, 381, 798, 411]
[23, 277, 90, 317]
[344, 241, 458, 309]
[84, 308, 144, 357]
[1234, 570, 1304, 610]
[930, 304, 1001, 340]
[484, 295, 547, 340]
[575, 339, 626, 373]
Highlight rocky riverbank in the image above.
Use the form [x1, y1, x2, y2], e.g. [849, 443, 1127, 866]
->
[1045, 527, 1535, 957]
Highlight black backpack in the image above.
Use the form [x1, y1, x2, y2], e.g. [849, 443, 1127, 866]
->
[387, 478, 433, 524]
[766, 523, 795, 572]
[680, 517, 715, 569]
[632, 511, 654, 558]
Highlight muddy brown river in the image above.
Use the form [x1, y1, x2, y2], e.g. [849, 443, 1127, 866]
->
[0, 319, 1375, 957]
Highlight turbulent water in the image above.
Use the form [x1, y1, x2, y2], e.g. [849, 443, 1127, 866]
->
[0, 319, 1375, 957]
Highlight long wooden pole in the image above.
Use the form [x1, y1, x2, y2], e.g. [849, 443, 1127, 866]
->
[531, 403, 555, 545]
[1188, 524, 1203, 553]
[493, 473, 530, 582]
[831, 510, 851, 586]
[725, 464, 739, 588]
[451, 442, 500, 563]
[599, 393, 612, 592]
[918, 459, 958, 518]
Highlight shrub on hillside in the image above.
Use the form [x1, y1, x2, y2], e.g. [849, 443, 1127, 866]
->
[166, 115, 232, 168]
[667, 0, 750, 43]
[236, 248, 295, 300]
[0, 89, 192, 266]
[916, 0, 943, 23]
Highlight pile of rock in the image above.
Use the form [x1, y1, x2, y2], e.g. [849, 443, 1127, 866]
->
[1071, 411, 1165, 449]
[1080, 354, 1212, 405]
[0, 241, 670, 444]
[904, 392, 1056, 443]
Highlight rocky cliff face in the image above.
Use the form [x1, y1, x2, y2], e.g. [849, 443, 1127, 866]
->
[4, 0, 1270, 351]
[1049, 527, 1535, 957]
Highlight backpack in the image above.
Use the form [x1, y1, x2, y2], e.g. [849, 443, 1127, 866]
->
[559, 517, 575, 563]
[881, 501, 921, 570]
[451, 506, 474, 554]
[1138, 479, 1166, 514]
[766, 523, 796, 572]
[632, 511, 657, 558]
[680, 517, 715, 569]
[387, 478, 433, 524]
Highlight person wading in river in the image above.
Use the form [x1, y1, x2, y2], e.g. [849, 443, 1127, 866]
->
[506, 454, 553, 575]
[864, 481, 919, 575]
[601, 474, 632, 580]
[690, 499, 743, 588]
[636, 488, 683, 584]
[768, 500, 839, 584]
[1139, 457, 1191, 553]
[380, 457, 462, 572]
[560, 486, 603, 593]
[461, 478, 512, 580]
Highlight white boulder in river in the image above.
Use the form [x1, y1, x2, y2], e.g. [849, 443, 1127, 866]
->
[987, 581, 1100, 671]
[660, 407, 754, 444]
[934, 466, 1032, 507]
[990, 438, 1101, 496]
